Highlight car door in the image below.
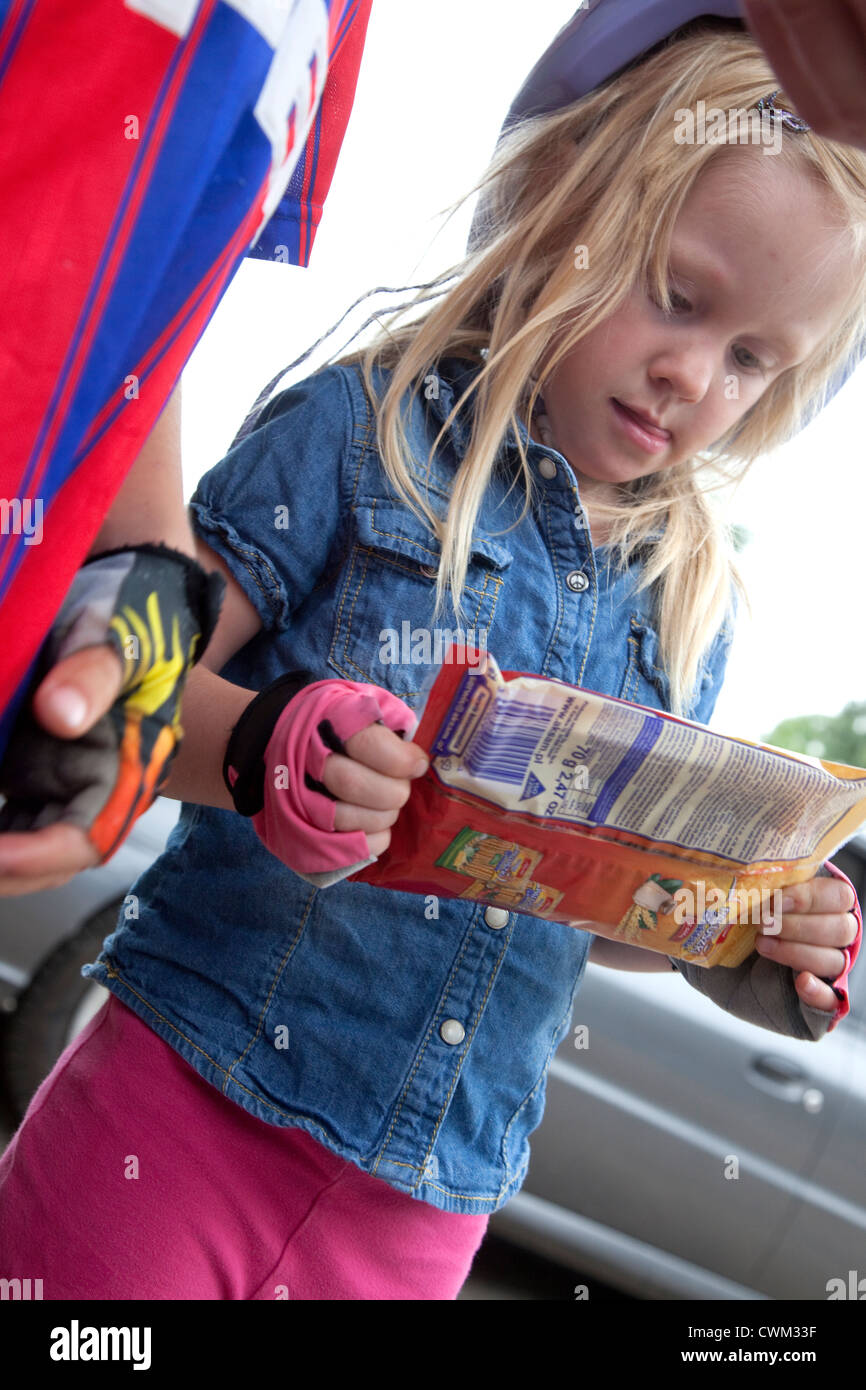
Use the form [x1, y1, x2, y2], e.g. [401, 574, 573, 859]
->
[519, 909, 859, 1293]
[744, 844, 866, 1299]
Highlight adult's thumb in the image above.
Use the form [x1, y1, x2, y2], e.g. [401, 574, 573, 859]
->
[32, 644, 125, 738]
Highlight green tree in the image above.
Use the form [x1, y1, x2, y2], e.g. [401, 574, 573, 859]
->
[764, 701, 866, 768]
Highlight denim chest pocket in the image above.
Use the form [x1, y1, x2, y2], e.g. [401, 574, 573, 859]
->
[619, 612, 712, 716]
[328, 498, 512, 705]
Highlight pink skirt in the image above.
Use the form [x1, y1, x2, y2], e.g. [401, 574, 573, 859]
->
[0, 993, 489, 1300]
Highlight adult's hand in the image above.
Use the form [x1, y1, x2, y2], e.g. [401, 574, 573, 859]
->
[0, 384, 207, 897]
[0, 646, 124, 895]
[742, 0, 866, 152]
[0, 546, 224, 896]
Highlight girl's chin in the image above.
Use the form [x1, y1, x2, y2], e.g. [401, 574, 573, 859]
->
[576, 462, 660, 487]
[561, 437, 679, 485]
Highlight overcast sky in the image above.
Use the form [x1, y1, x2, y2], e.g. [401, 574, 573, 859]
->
[181, 0, 866, 748]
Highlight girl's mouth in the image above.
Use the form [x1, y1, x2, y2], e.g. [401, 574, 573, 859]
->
[611, 399, 672, 454]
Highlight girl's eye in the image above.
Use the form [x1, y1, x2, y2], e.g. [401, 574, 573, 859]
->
[650, 285, 767, 375]
[649, 283, 691, 315]
[666, 289, 692, 314]
[732, 345, 763, 372]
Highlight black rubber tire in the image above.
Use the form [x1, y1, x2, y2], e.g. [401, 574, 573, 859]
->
[0, 900, 121, 1124]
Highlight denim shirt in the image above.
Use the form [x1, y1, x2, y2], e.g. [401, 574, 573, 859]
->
[83, 355, 737, 1216]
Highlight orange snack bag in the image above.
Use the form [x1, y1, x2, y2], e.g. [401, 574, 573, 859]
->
[349, 647, 866, 966]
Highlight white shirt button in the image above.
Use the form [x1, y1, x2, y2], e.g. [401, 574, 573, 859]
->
[538, 456, 557, 479]
[566, 570, 589, 592]
[439, 1018, 466, 1045]
[484, 906, 510, 929]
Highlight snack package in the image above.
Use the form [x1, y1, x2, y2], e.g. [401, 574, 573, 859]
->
[349, 646, 866, 967]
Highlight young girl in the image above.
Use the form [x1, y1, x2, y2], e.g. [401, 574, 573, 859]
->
[1, 17, 864, 1300]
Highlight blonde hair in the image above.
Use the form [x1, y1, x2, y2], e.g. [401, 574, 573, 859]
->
[330, 18, 866, 716]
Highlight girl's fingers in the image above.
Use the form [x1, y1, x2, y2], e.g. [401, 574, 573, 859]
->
[756, 936, 846, 980]
[332, 802, 399, 834]
[793, 971, 839, 1015]
[365, 829, 391, 858]
[763, 910, 859, 947]
[341, 722, 429, 779]
[781, 877, 857, 920]
[320, 749, 412, 812]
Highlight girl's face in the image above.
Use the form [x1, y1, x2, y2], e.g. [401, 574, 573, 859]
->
[539, 149, 857, 504]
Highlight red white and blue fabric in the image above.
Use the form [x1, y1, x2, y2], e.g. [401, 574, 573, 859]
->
[0, 0, 372, 759]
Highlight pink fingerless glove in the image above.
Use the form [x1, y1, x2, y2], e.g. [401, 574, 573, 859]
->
[225, 676, 418, 888]
[820, 858, 862, 1028]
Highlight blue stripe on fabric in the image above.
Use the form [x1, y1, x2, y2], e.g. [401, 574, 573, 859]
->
[77, 231, 252, 465]
[0, 0, 37, 85]
[0, 4, 195, 606]
[248, 0, 360, 264]
[42, 7, 272, 492]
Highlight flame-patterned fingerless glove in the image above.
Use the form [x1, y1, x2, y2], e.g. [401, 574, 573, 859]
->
[0, 543, 225, 861]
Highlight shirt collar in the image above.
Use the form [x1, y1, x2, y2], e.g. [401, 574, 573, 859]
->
[421, 354, 485, 456]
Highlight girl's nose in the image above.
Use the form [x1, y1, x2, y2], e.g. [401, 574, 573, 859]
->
[651, 344, 716, 406]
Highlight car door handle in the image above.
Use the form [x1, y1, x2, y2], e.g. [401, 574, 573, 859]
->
[747, 1053, 824, 1111]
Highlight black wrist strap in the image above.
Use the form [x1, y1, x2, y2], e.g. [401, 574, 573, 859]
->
[223, 670, 316, 816]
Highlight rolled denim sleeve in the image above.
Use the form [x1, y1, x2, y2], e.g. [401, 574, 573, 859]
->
[188, 366, 354, 632]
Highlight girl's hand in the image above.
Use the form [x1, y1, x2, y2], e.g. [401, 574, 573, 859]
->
[225, 674, 427, 882]
[755, 873, 860, 1012]
[320, 721, 429, 856]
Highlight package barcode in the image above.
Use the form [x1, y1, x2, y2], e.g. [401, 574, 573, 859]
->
[462, 699, 555, 785]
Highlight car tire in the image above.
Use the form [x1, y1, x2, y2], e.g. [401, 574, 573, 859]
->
[0, 901, 120, 1124]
